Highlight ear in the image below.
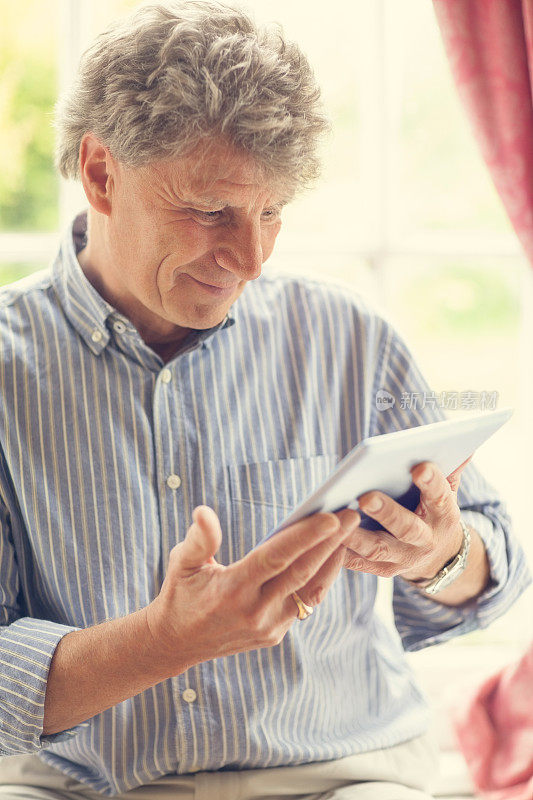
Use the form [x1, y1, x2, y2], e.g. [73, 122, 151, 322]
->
[79, 133, 116, 216]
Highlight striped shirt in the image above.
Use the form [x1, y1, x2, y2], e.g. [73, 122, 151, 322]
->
[0, 212, 530, 795]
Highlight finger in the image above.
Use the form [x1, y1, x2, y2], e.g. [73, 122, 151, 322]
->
[173, 506, 222, 573]
[410, 462, 458, 514]
[262, 525, 352, 602]
[357, 492, 431, 547]
[241, 512, 344, 585]
[287, 542, 347, 609]
[335, 508, 361, 532]
[343, 550, 399, 578]
[343, 528, 414, 566]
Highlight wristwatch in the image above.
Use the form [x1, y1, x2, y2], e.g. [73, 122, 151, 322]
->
[409, 518, 471, 596]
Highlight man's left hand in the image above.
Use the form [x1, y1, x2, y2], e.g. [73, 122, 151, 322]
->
[343, 458, 471, 580]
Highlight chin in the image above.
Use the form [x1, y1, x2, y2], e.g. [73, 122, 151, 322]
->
[180, 304, 231, 330]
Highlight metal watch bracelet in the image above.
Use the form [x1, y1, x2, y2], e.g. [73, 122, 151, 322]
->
[408, 518, 471, 596]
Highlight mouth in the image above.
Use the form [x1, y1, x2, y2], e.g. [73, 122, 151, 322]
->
[187, 275, 239, 297]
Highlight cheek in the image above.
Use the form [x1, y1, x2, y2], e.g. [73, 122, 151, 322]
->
[181, 223, 217, 257]
[262, 222, 282, 260]
[157, 220, 218, 265]
[155, 223, 220, 290]
[108, 203, 156, 271]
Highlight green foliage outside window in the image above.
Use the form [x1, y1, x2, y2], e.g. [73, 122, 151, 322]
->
[400, 264, 520, 338]
[0, 262, 40, 287]
[0, 2, 59, 232]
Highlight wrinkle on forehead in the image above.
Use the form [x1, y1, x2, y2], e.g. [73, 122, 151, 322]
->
[137, 138, 294, 209]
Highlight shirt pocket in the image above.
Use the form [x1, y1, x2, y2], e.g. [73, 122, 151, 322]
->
[226, 454, 338, 557]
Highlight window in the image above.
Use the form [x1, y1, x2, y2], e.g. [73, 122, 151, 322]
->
[0, 0, 61, 282]
[1, 0, 530, 647]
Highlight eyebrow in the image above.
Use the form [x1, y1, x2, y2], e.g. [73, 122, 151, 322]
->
[181, 197, 228, 210]
[183, 197, 289, 211]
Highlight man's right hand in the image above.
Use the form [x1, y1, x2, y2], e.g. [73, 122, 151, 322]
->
[41, 505, 359, 737]
[145, 505, 360, 673]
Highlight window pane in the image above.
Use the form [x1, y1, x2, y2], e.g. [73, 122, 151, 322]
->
[382, 256, 521, 476]
[382, 255, 530, 641]
[249, 0, 362, 251]
[90, 0, 140, 36]
[388, 0, 517, 247]
[0, 1, 60, 232]
[0, 261, 41, 285]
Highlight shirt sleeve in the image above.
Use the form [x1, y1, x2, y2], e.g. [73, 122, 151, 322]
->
[369, 319, 532, 652]
[0, 496, 88, 755]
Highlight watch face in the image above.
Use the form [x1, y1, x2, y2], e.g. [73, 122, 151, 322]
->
[425, 554, 467, 594]
[427, 570, 458, 594]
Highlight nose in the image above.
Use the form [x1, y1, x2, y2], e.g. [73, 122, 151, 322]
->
[213, 219, 263, 281]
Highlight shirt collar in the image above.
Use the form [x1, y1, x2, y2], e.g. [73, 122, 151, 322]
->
[51, 211, 236, 357]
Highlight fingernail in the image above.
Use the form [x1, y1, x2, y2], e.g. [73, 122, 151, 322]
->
[363, 495, 382, 513]
[421, 467, 433, 484]
[319, 515, 340, 534]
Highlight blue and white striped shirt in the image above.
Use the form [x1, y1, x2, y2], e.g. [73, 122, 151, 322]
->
[0, 213, 530, 795]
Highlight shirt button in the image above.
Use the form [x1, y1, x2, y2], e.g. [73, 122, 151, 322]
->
[160, 368, 172, 383]
[182, 688, 197, 703]
[91, 330, 103, 343]
[113, 321, 126, 333]
[166, 474, 182, 490]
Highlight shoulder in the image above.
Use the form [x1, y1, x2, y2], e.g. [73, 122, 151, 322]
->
[0, 269, 54, 354]
[240, 271, 394, 337]
[239, 274, 419, 391]
[0, 269, 53, 316]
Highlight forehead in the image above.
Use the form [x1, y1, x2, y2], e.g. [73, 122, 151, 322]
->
[140, 139, 291, 207]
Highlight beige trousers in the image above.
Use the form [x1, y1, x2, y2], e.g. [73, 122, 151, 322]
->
[0, 734, 439, 800]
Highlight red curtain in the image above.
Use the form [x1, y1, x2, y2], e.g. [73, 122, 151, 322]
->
[433, 0, 533, 267]
[452, 643, 533, 799]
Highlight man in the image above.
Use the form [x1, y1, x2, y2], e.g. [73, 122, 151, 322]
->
[0, 2, 529, 798]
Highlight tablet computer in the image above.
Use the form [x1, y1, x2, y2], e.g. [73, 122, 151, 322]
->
[265, 407, 512, 539]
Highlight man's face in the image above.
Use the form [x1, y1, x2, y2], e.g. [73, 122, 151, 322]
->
[92, 139, 286, 345]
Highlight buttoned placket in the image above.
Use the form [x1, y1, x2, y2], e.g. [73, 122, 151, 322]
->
[151, 353, 206, 774]
[132, 319, 234, 774]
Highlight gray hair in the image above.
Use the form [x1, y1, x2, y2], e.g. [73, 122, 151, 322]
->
[54, 0, 329, 192]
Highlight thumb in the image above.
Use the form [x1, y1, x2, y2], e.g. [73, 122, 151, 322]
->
[173, 506, 223, 573]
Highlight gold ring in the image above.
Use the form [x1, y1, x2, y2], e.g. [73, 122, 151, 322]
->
[291, 592, 314, 620]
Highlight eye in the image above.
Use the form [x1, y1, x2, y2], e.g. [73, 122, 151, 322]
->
[261, 207, 281, 222]
[192, 209, 225, 224]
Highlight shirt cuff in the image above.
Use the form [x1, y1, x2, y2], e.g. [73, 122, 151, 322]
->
[461, 510, 532, 626]
[393, 511, 532, 652]
[0, 617, 89, 755]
